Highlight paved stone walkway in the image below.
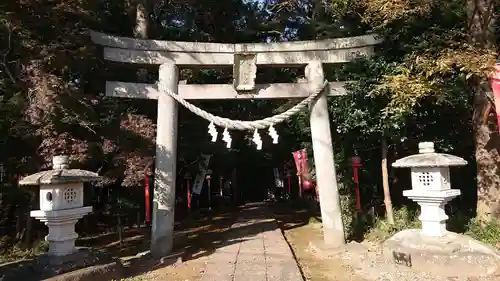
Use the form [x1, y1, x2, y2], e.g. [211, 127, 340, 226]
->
[200, 202, 304, 281]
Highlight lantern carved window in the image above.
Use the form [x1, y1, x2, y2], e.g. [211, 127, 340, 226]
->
[418, 172, 433, 187]
[64, 188, 77, 204]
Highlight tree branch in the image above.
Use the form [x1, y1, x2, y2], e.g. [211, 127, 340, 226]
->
[0, 20, 16, 84]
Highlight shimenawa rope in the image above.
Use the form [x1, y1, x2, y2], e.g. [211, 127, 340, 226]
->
[157, 80, 328, 131]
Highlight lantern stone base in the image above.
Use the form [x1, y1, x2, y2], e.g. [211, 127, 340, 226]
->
[403, 189, 460, 237]
[383, 229, 500, 277]
[31, 206, 92, 257]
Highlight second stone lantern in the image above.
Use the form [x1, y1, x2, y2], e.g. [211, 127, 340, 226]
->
[19, 155, 101, 257]
[392, 142, 467, 237]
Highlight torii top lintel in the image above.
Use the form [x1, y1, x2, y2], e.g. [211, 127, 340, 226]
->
[90, 31, 381, 67]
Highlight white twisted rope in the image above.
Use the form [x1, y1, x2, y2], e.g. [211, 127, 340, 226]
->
[157, 80, 328, 131]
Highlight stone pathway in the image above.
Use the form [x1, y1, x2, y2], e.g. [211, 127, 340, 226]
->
[200, 202, 303, 281]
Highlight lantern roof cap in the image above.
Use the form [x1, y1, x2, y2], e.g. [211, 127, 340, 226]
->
[392, 142, 467, 168]
[19, 155, 102, 186]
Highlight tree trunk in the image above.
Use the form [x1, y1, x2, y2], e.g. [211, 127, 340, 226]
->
[468, 0, 499, 222]
[24, 216, 32, 245]
[381, 139, 394, 224]
[473, 87, 500, 221]
[134, 0, 149, 39]
[15, 210, 24, 240]
[134, 0, 150, 83]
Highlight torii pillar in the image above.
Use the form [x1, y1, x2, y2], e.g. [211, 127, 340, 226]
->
[307, 61, 345, 246]
[151, 63, 179, 256]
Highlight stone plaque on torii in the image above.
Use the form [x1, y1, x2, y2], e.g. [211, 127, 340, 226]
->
[90, 31, 381, 257]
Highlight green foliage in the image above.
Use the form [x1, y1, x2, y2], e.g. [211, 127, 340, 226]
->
[365, 207, 421, 241]
[360, 0, 494, 119]
[332, 57, 410, 139]
[340, 185, 358, 239]
[303, 183, 358, 239]
[0, 238, 48, 263]
[465, 219, 500, 248]
[0, 0, 498, 252]
[365, 210, 500, 248]
[361, 0, 436, 26]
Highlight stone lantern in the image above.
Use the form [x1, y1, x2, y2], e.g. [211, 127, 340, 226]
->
[19, 155, 101, 257]
[382, 142, 500, 277]
[392, 142, 466, 237]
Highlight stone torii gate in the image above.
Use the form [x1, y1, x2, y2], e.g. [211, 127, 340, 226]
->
[90, 32, 380, 257]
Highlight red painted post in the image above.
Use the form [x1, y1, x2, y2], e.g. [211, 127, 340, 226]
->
[350, 156, 362, 213]
[144, 172, 151, 224]
[292, 151, 303, 199]
[294, 150, 311, 199]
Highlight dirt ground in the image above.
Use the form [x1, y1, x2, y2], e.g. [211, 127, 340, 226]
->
[115, 209, 239, 281]
[0, 203, 384, 281]
[0, 208, 240, 281]
[6, 203, 500, 281]
[122, 203, 367, 281]
[121, 254, 206, 281]
[273, 205, 368, 281]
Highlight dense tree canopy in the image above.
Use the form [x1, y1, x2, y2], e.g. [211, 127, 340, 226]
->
[0, 0, 499, 231]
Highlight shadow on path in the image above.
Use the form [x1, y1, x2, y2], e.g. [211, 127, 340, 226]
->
[126, 202, 304, 280]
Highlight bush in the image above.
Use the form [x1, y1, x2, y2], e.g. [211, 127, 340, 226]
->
[465, 219, 500, 249]
[364, 207, 500, 249]
[0, 237, 48, 263]
[340, 193, 357, 239]
[365, 207, 421, 242]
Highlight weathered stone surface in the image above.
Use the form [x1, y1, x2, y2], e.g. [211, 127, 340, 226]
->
[309, 233, 500, 281]
[307, 61, 345, 247]
[233, 54, 257, 91]
[19, 169, 101, 185]
[200, 203, 303, 281]
[91, 31, 380, 52]
[150, 63, 179, 258]
[20, 155, 101, 186]
[392, 142, 467, 168]
[383, 229, 500, 278]
[106, 81, 347, 100]
[21, 156, 98, 258]
[90, 31, 381, 66]
[100, 46, 376, 66]
[392, 142, 466, 237]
